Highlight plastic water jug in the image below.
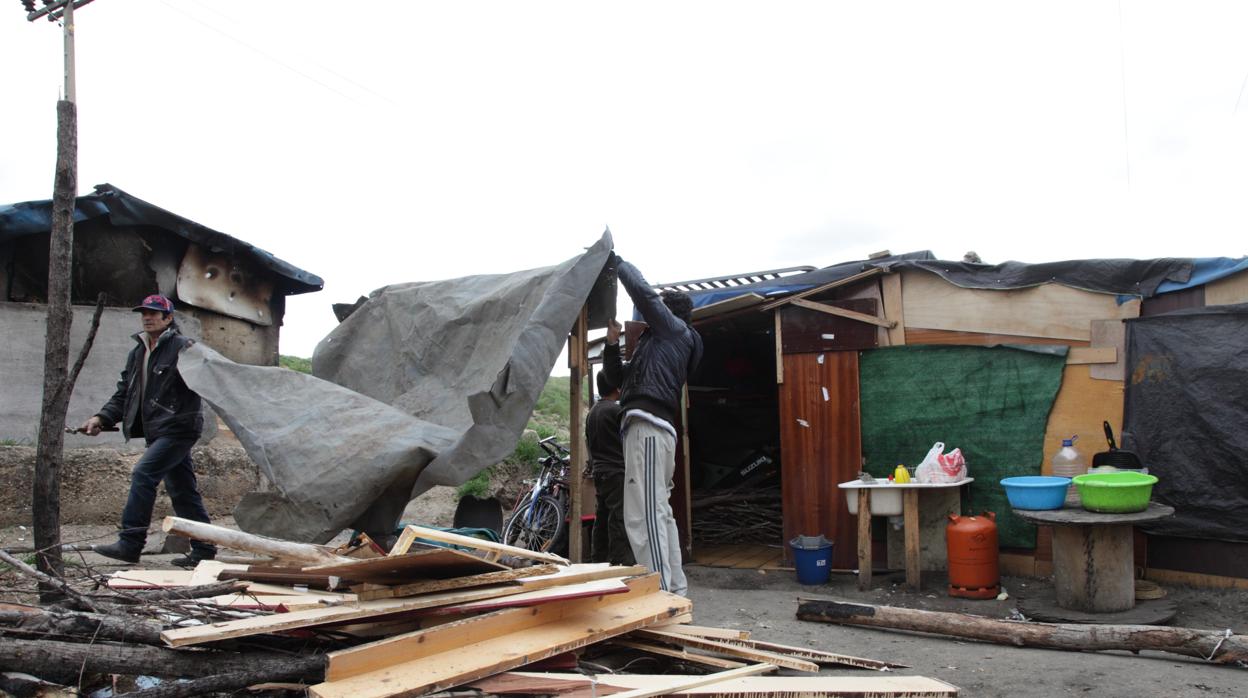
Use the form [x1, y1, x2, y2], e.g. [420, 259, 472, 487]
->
[1051, 436, 1086, 506]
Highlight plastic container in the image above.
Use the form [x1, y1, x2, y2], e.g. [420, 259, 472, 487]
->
[1000, 476, 1072, 510]
[1051, 436, 1087, 506]
[947, 512, 1000, 599]
[1072, 471, 1158, 513]
[790, 535, 834, 585]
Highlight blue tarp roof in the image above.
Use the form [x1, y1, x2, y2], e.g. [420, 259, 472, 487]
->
[0, 183, 323, 295]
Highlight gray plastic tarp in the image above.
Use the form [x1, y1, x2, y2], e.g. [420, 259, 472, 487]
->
[180, 231, 612, 543]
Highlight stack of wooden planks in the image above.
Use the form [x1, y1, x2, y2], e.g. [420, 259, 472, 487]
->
[137, 516, 959, 697]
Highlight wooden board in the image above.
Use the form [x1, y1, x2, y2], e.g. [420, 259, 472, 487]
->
[706, 637, 904, 671]
[881, 273, 906, 346]
[418, 577, 629, 615]
[760, 268, 884, 311]
[631, 629, 819, 672]
[1204, 268, 1248, 306]
[475, 672, 961, 698]
[354, 564, 558, 601]
[309, 576, 692, 698]
[362, 525, 569, 566]
[1089, 319, 1127, 381]
[160, 563, 641, 647]
[779, 301, 878, 353]
[604, 664, 777, 698]
[901, 269, 1137, 341]
[1066, 347, 1116, 365]
[107, 570, 194, 589]
[302, 545, 509, 584]
[778, 351, 861, 569]
[609, 639, 747, 669]
[654, 623, 751, 641]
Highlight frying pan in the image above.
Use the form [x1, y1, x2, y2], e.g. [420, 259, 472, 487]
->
[1092, 421, 1143, 469]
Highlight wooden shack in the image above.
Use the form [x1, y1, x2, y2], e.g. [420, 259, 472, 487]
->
[661, 253, 1248, 588]
[0, 184, 323, 449]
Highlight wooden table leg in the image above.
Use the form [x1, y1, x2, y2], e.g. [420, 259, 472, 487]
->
[857, 489, 872, 591]
[1050, 523, 1135, 612]
[903, 489, 920, 590]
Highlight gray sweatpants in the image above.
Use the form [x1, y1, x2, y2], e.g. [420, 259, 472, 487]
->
[622, 420, 687, 596]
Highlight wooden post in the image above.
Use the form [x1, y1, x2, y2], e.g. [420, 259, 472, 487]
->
[567, 306, 589, 563]
[773, 310, 784, 383]
[32, 0, 80, 591]
[856, 490, 871, 590]
[903, 489, 920, 590]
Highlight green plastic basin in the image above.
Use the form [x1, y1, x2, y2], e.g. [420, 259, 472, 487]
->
[1072, 471, 1158, 513]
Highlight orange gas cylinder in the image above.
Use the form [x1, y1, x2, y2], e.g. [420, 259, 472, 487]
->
[946, 512, 1000, 599]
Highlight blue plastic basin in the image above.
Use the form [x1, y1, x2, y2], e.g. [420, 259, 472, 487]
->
[1000, 476, 1072, 510]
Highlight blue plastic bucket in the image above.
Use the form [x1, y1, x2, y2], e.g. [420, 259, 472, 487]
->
[790, 535, 834, 585]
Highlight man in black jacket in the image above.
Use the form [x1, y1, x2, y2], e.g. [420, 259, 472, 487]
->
[602, 254, 702, 595]
[586, 371, 633, 565]
[80, 294, 216, 567]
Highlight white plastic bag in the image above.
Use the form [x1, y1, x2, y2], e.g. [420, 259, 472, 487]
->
[914, 441, 968, 483]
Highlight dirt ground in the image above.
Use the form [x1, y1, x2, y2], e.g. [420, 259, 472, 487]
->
[684, 565, 1247, 697]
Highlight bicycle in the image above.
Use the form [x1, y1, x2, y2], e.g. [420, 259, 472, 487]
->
[501, 435, 571, 554]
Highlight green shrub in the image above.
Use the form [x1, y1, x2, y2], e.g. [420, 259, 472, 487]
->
[280, 355, 312, 374]
[534, 424, 556, 439]
[456, 467, 492, 500]
[511, 436, 542, 469]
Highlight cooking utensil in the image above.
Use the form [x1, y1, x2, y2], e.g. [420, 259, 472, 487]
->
[1092, 421, 1143, 469]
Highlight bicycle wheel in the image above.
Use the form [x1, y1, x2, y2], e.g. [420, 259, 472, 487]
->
[502, 494, 566, 553]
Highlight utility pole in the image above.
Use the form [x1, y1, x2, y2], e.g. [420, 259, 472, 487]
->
[22, 0, 98, 595]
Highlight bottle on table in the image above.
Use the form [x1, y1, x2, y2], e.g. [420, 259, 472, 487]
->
[1051, 436, 1086, 507]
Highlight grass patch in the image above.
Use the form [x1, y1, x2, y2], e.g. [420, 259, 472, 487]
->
[280, 355, 312, 374]
[456, 467, 493, 500]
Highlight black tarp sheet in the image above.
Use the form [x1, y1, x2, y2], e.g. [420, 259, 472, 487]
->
[1124, 303, 1248, 542]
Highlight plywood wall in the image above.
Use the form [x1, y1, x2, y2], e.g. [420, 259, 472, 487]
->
[778, 351, 861, 569]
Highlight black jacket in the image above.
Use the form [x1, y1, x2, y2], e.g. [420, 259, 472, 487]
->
[96, 326, 203, 442]
[603, 260, 702, 428]
[585, 398, 624, 476]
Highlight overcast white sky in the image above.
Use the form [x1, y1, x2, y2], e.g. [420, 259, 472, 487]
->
[4, 1, 1247, 360]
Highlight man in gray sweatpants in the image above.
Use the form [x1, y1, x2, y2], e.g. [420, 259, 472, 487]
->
[602, 253, 702, 595]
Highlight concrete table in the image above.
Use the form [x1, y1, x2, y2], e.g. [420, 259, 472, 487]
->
[839, 479, 973, 591]
[1014, 502, 1173, 614]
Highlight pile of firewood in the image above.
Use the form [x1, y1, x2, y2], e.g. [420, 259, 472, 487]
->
[0, 517, 963, 698]
[692, 487, 783, 545]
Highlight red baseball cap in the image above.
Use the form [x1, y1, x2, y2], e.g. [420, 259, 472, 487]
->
[132, 294, 175, 313]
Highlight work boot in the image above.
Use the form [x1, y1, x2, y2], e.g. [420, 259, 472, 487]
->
[92, 541, 141, 564]
[170, 551, 216, 569]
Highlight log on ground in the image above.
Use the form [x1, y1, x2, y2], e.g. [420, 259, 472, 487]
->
[796, 599, 1248, 665]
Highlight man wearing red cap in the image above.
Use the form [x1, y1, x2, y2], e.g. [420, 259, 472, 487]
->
[79, 294, 216, 567]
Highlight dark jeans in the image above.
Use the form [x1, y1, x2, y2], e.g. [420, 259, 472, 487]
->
[118, 436, 216, 557]
[592, 471, 634, 565]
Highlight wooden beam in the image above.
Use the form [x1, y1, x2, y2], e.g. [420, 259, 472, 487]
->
[301, 545, 509, 585]
[569, 305, 589, 563]
[789, 299, 896, 329]
[709, 637, 905, 671]
[388, 526, 419, 556]
[162, 517, 351, 566]
[857, 490, 871, 590]
[479, 673, 960, 698]
[603, 664, 776, 698]
[759, 268, 884, 311]
[353, 564, 559, 601]
[655, 623, 751, 641]
[630, 629, 819, 672]
[1066, 346, 1117, 365]
[161, 563, 638, 647]
[609, 639, 748, 669]
[374, 524, 569, 567]
[881, 272, 906, 346]
[773, 310, 783, 384]
[904, 489, 920, 590]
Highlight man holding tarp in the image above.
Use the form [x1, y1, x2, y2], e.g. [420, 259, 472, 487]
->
[603, 253, 702, 595]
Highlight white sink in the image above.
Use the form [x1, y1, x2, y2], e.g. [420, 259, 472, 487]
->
[839, 479, 974, 516]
